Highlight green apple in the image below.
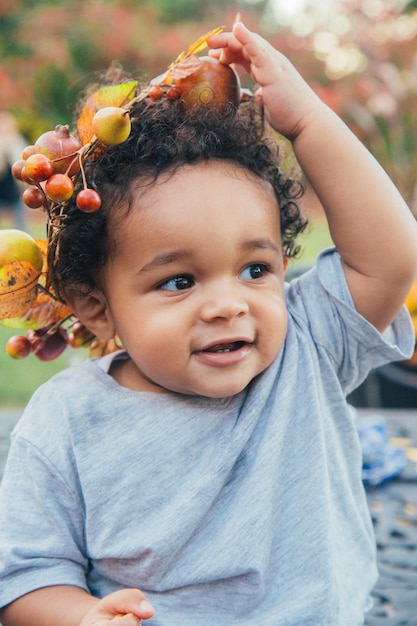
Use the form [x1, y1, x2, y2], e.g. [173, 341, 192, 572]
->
[0, 229, 43, 272]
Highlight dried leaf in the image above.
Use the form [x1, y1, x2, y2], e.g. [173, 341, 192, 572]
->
[77, 80, 138, 145]
[0, 261, 41, 319]
[88, 337, 121, 357]
[0, 292, 71, 330]
[167, 56, 206, 84]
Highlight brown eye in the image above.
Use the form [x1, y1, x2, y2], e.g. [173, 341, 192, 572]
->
[240, 264, 267, 280]
[160, 275, 194, 291]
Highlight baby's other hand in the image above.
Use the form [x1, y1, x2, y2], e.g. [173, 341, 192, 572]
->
[79, 588, 155, 626]
[209, 21, 322, 141]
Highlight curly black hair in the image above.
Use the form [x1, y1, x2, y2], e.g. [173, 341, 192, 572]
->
[50, 93, 307, 301]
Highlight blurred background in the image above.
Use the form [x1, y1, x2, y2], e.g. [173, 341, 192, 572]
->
[1, 0, 417, 406]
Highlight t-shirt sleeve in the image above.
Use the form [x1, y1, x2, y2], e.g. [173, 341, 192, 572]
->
[286, 247, 415, 395]
[0, 407, 89, 607]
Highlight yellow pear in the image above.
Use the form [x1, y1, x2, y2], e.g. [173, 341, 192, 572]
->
[0, 229, 43, 272]
[92, 107, 131, 145]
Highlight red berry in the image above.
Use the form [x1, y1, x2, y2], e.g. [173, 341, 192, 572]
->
[11, 159, 26, 182]
[68, 321, 95, 348]
[22, 145, 37, 160]
[149, 85, 164, 101]
[22, 187, 45, 209]
[20, 167, 34, 185]
[76, 189, 102, 213]
[26, 328, 42, 351]
[45, 173, 74, 203]
[24, 153, 54, 182]
[6, 335, 32, 359]
[27, 326, 69, 361]
[166, 87, 181, 100]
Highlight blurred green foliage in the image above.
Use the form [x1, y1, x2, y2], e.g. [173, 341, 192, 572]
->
[0, 0, 266, 139]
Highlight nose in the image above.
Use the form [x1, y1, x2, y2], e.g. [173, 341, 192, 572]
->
[199, 281, 249, 322]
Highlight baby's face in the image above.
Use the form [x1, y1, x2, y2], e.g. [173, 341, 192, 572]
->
[101, 161, 288, 397]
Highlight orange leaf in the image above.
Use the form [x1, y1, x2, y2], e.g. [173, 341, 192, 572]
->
[0, 261, 41, 319]
[77, 81, 138, 145]
[0, 292, 71, 330]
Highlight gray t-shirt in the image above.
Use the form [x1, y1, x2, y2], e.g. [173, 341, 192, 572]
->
[0, 249, 413, 625]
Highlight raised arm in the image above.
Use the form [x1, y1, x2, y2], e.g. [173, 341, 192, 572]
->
[210, 22, 417, 331]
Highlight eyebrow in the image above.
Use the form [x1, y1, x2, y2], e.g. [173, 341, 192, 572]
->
[139, 250, 194, 274]
[241, 238, 280, 254]
[139, 238, 280, 274]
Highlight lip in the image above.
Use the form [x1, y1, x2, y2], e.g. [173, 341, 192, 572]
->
[193, 338, 254, 367]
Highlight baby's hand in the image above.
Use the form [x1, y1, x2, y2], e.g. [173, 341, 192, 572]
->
[209, 21, 322, 141]
[79, 588, 155, 626]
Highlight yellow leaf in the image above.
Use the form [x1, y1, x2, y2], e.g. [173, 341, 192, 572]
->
[77, 81, 138, 145]
[0, 261, 41, 319]
[170, 26, 224, 66]
[187, 26, 224, 56]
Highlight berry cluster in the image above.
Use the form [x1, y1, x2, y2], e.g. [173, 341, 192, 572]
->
[6, 320, 96, 361]
[11, 106, 133, 217]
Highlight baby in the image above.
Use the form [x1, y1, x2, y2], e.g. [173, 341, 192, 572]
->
[0, 22, 416, 626]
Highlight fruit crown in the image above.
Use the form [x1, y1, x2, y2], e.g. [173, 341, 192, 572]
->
[14, 26, 248, 222]
[1, 26, 252, 363]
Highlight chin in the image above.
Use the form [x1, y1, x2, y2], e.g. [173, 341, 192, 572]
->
[186, 379, 252, 399]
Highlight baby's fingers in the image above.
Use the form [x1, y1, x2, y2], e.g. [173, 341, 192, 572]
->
[208, 32, 249, 71]
[231, 22, 282, 82]
[209, 22, 281, 86]
[81, 589, 155, 626]
[209, 46, 247, 68]
[113, 612, 146, 625]
[113, 613, 142, 625]
[102, 589, 154, 620]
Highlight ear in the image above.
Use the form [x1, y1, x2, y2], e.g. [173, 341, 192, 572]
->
[283, 256, 289, 273]
[64, 288, 116, 341]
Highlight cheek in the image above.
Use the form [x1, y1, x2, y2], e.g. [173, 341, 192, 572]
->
[120, 305, 186, 351]
[259, 291, 288, 342]
[128, 318, 187, 380]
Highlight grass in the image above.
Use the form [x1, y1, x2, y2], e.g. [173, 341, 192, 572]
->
[0, 217, 333, 408]
[0, 327, 70, 407]
[290, 216, 333, 266]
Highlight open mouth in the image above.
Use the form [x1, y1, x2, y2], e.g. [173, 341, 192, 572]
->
[194, 339, 253, 367]
[202, 341, 249, 353]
